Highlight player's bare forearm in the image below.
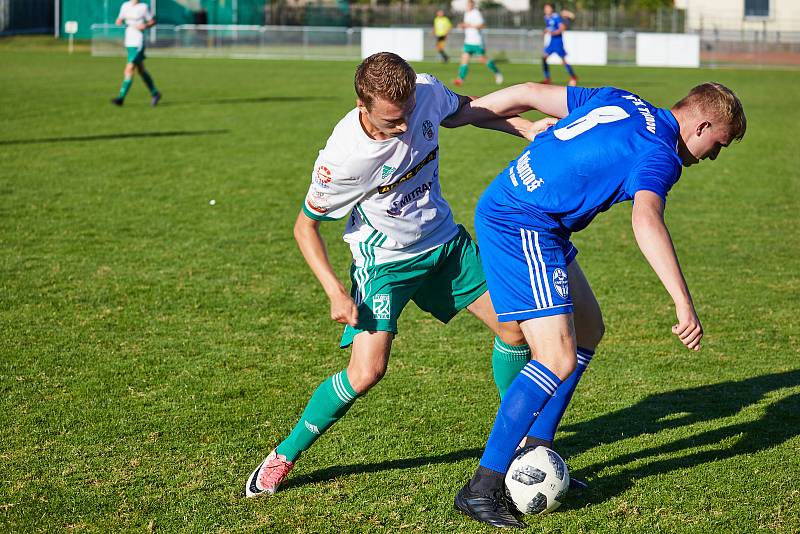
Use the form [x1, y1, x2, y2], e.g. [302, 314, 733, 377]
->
[293, 213, 345, 297]
[465, 115, 557, 141]
[293, 212, 359, 326]
[631, 193, 692, 306]
[443, 83, 569, 128]
[631, 191, 703, 350]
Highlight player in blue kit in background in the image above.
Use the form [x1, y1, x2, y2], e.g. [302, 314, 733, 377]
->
[541, 3, 577, 86]
[445, 81, 746, 527]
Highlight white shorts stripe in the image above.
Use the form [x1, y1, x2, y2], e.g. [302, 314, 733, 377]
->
[533, 231, 554, 307]
[496, 303, 573, 316]
[526, 230, 549, 309]
[520, 229, 543, 309]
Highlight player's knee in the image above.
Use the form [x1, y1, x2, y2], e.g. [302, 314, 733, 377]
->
[497, 323, 526, 347]
[581, 315, 605, 349]
[347, 364, 386, 394]
[542, 351, 576, 380]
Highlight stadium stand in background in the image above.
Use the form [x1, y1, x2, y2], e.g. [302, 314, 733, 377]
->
[1, 0, 798, 67]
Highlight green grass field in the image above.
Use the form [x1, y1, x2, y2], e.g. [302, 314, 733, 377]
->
[1, 39, 799, 533]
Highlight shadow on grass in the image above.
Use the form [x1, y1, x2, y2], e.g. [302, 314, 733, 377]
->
[159, 96, 337, 107]
[283, 370, 800, 502]
[0, 129, 229, 146]
[282, 447, 482, 490]
[559, 369, 800, 506]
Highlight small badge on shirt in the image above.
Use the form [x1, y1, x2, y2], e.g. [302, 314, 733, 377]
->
[316, 165, 333, 183]
[422, 120, 434, 141]
[380, 165, 396, 180]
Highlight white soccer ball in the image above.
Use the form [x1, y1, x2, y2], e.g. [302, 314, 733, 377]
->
[504, 446, 570, 515]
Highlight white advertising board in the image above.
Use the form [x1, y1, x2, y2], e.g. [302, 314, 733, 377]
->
[361, 28, 424, 62]
[636, 33, 700, 68]
[545, 31, 608, 66]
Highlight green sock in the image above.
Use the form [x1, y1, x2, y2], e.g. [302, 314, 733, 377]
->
[458, 63, 469, 80]
[492, 336, 530, 399]
[487, 60, 500, 74]
[118, 77, 133, 99]
[276, 369, 359, 462]
[140, 69, 158, 96]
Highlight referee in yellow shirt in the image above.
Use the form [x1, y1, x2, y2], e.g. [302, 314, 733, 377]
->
[433, 9, 453, 63]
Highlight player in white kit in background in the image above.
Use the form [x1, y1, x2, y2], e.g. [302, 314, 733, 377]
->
[454, 0, 503, 87]
[111, 0, 162, 107]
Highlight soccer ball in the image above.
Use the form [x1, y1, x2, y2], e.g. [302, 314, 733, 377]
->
[504, 446, 570, 514]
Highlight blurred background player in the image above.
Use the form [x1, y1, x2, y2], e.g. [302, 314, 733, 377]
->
[111, 0, 162, 107]
[541, 2, 577, 86]
[454, 0, 503, 86]
[449, 81, 745, 528]
[433, 9, 453, 63]
[244, 53, 556, 499]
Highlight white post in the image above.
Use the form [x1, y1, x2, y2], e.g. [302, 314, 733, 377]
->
[151, 0, 157, 44]
[54, 0, 60, 37]
[64, 20, 78, 52]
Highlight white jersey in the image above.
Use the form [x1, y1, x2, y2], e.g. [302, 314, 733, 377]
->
[463, 9, 485, 46]
[118, 1, 152, 49]
[303, 74, 461, 267]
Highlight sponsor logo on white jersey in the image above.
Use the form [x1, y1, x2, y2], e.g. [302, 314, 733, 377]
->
[386, 181, 433, 216]
[380, 165, 396, 180]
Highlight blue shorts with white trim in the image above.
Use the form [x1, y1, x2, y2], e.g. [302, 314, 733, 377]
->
[474, 211, 577, 322]
[544, 39, 567, 58]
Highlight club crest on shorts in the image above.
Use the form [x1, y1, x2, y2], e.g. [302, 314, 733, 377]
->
[422, 120, 434, 141]
[552, 268, 569, 299]
[373, 294, 391, 320]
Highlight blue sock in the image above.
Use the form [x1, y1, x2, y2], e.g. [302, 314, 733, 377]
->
[565, 63, 576, 77]
[541, 58, 550, 79]
[478, 360, 562, 473]
[527, 347, 594, 442]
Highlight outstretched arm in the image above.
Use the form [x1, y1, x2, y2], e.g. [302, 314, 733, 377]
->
[293, 212, 359, 327]
[631, 190, 703, 351]
[442, 93, 556, 138]
[442, 82, 569, 131]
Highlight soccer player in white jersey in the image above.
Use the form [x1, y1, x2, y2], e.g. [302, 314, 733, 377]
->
[454, 0, 503, 86]
[111, 0, 161, 107]
[245, 52, 555, 498]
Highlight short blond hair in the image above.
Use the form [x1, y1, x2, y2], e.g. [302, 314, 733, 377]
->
[354, 52, 416, 110]
[673, 82, 746, 141]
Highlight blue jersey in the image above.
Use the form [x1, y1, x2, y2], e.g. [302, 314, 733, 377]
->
[479, 86, 683, 237]
[545, 13, 563, 42]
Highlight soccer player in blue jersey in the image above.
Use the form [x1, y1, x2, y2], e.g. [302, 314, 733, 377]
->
[541, 3, 577, 86]
[448, 81, 746, 527]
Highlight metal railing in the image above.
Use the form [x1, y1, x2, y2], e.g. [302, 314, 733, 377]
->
[90, 23, 800, 68]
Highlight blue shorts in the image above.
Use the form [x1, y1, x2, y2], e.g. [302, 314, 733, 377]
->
[474, 212, 577, 322]
[544, 39, 567, 58]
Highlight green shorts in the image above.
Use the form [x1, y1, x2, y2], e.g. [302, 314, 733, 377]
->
[126, 46, 146, 64]
[463, 43, 486, 56]
[340, 225, 488, 348]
